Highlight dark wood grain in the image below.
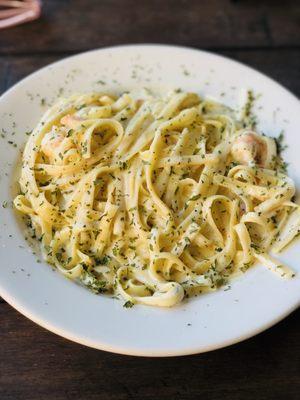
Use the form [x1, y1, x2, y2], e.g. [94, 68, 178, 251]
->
[0, 302, 299, 400]
[0, 59, 9, 94]
[0, 0, 299, 54]
[0, 55, 62, 92]
[0, 0, 299, 399]
[1, 49, 299, 97]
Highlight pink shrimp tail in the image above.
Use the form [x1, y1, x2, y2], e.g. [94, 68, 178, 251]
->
[0, 0, 41, 30]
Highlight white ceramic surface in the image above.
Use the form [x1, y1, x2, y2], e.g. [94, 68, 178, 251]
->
[0, 45, 299, 357]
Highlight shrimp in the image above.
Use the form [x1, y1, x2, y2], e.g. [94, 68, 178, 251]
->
[231, 131, 273, 167]
[60, 114, 83, 129]
[41, 128, 65, 159]
[41, 124, 77, 163]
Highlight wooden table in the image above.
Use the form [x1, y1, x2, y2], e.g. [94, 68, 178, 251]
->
[0, 1, 299, 399]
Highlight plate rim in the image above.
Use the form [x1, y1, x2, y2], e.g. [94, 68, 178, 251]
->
[1, 43, 299, 104]
[1, 279, 299, 357]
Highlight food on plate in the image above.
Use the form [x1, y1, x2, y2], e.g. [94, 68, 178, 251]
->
[14, 90, 299, 307]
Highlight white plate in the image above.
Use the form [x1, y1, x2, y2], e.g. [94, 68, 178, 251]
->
[0, 45, 299, 356]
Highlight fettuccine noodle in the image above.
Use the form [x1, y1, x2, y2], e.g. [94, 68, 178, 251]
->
[14, 90, 299, 307]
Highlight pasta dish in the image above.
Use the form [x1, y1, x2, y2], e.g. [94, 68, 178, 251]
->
[14, 90, 299, 307]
